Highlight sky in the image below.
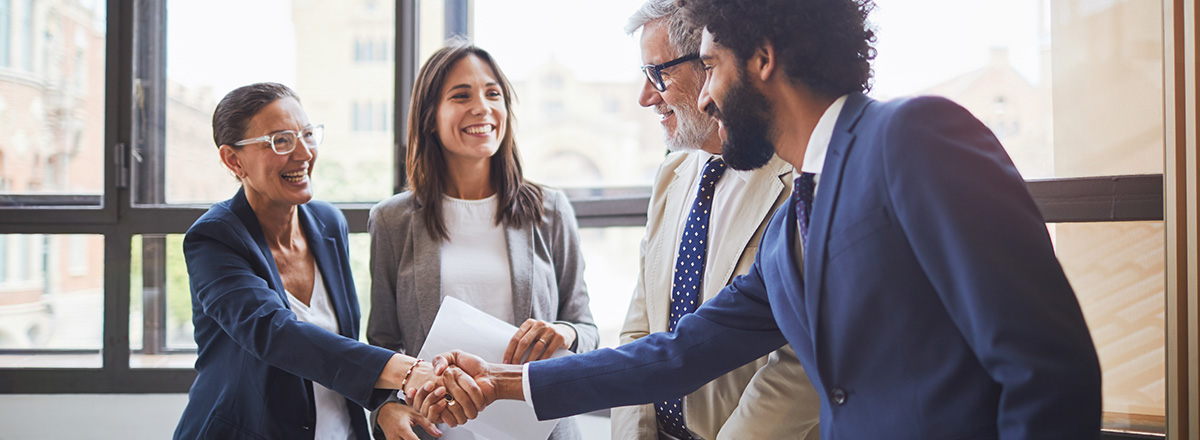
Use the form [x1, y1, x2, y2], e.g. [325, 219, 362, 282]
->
[164, 0, 1046, 101]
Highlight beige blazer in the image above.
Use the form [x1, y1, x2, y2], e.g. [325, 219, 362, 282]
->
[366, 188, 597, 440]
[611, 152, 821, 440]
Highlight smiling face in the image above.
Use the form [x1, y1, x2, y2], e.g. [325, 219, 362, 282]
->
[637, 20, 716, 153]
[697, 30, 776, 171]
[435, 54, 508, 168]
[220, 97, 317, 209]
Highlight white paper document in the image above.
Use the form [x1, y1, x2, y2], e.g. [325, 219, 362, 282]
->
[413, 296, 569, 440]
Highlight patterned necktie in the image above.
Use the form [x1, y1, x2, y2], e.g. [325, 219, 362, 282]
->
[794, 172, 816, 250]
[655, 158, 726, 440]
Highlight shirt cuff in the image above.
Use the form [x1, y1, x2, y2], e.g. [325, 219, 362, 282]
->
[522, 363, 534, 409]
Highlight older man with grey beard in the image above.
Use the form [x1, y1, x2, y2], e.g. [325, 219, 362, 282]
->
[608, 1, 820, 439]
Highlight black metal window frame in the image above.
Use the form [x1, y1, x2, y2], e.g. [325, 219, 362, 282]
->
[0, 3, 1171, 437]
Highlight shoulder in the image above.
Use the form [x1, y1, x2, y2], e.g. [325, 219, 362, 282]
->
[370, 191, 419, 221]
[538, 186, 571, 215]
[187, 196, 242, 238]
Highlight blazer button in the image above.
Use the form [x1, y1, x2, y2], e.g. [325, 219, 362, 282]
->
[831, 388, 847, 405]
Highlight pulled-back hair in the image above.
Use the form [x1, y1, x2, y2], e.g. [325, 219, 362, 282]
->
[678, 0, 877, 96]
[212, 82, 300, 148]
[406, 42, 543, 241]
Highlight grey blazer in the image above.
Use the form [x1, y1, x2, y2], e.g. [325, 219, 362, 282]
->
[366, 187, 597, 440]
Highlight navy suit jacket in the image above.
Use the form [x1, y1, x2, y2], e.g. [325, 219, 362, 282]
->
[528, 93, 1102, 440]
[174, 189, 395, 440]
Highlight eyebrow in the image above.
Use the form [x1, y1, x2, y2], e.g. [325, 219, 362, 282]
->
[446, 82, 499, 93]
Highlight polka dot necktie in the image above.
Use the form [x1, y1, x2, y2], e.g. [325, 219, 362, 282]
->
[655, 158, 726, 440]
[793, 172, 816, 250]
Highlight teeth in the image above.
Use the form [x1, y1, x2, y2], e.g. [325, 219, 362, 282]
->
[281, 170, 307, 183]
[464, 124, 494, 135]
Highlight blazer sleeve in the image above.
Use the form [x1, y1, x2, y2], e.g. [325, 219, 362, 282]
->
[366, 204, 406, 354]
[546, 190, 599, 353]
[528, 247, 787, 421]
[881, 97, 1101, 438]
[184, 216, 395, 409]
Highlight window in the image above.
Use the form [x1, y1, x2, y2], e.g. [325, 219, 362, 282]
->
[0, 4, 1194, 439]
[0, 0, 10, 67]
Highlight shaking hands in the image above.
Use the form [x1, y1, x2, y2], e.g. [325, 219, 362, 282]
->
[404, 350, 526, 428]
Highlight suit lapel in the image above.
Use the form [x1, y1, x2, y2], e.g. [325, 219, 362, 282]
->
[507, 222, 534, 324]
[230, 188, 290, 307]
[299, 205, 354, 338]
[650, 157, 694, 332]
[705, 155, 789, 301]
[805, 93, 871, 348]
[412, 205, 442, 338]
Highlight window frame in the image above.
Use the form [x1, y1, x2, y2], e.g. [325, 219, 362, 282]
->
[0, 2, 1193, 439]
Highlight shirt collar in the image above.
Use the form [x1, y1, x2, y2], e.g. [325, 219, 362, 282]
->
[799, 94, 849, 176]
[694, 150, 750, 183]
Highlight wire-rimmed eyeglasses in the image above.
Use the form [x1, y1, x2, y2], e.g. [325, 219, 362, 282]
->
[233, 124, 325, 155]
[640, 53, 699, 92]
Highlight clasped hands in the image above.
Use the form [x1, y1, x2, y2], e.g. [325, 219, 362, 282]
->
[378, 319, 571, 439]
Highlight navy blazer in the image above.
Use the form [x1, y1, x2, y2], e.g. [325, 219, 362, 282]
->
[526, 93, 1102, 440]
[174, 189, 395, 440]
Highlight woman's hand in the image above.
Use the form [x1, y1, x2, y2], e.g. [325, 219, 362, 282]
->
[502, 319, 577, 364]
[376, 401, 442, 439]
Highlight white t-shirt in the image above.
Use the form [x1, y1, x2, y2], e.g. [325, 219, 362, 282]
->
[286, 268, 354, 440]
[440, 194, 515, 323]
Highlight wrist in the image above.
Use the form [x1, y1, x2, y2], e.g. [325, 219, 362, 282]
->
[492, 363, 527, 401]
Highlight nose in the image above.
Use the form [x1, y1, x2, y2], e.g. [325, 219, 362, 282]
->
[638, 77, 662, 108]
[469, 94, 488, 116]
[291, 139, 315, 161]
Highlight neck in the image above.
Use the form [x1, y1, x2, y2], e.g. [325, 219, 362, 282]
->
[246, 192, 302, 249]
[444, 157, 496, 200]
[769, 84, 837, 170]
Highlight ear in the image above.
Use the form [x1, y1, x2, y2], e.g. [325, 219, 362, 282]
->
[218, 145, 244, 178]
[747, 40, 777, 82]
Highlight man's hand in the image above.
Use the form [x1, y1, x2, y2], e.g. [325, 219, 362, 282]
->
[376, 401, 442, 440]
[412, 350, 526, 423]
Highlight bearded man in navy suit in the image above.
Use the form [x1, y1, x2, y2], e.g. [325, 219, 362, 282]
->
[415, 1, 1102, 438]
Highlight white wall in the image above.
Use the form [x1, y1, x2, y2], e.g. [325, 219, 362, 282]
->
[0, 394, 188, 439]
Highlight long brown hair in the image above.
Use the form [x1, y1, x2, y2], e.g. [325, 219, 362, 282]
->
[406, 42, 543, 241]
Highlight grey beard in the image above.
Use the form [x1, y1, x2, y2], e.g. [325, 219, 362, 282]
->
[664, 107, 718, 152]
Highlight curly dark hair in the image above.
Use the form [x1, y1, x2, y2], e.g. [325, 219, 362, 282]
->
[678, 0, 877, 96]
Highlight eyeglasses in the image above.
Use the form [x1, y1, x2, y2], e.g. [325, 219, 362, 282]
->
[233, 124, 325, 155]
[640, 53, 699, 92]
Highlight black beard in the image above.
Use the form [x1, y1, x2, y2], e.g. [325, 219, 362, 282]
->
[709, 74, 776, 171]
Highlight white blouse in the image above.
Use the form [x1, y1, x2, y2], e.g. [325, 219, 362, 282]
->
[286, 267, 354, 440]
[439, 194, 515, 323]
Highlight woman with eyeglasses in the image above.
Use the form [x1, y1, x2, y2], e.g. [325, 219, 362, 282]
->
[366, 43, 598, 440]
[175, 83, 461, 440]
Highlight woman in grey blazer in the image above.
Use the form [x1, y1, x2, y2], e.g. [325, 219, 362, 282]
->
[366, 42, 598, 440]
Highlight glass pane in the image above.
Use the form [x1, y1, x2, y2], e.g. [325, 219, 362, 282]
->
[869, 0, 1163, 179]
[1053, 222, 1165, 433]
[577, 226, 645, 349]
[161, 0, 395, 205]
[471, 0, 664, 190]
[0, 234, 103, 368]
[0, 0, 106, 206]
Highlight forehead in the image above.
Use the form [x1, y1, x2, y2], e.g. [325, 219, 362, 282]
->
[442, 54, 499, 90]
[247, 97, 308, 134]
[698, 29, 726, 60]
